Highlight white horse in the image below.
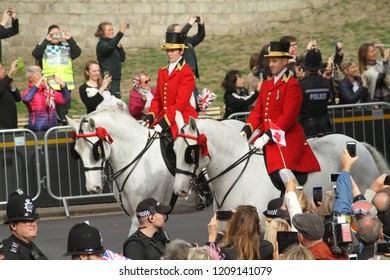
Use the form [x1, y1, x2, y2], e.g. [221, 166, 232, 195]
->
[67, 108, 197, 235]
[173, 112, 389, 219]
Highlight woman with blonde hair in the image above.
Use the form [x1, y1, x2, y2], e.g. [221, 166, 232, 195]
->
[281, 244, 315, 260]
[263, 218, 291, 259]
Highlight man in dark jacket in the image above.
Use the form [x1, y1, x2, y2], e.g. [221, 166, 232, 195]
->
[123, 198, 171, 260]
[298, 48, 333, 138]
[2, 190, 48, 260]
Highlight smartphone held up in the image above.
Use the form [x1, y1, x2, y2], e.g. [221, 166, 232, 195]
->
[346, 141, 356, 157]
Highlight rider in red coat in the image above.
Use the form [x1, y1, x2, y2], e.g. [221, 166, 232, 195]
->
[241, 41, 320, 188]
[143, 32, 197, 137]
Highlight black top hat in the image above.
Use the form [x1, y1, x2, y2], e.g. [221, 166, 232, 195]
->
[302, 49, 324, 71]
[136, 198, 171, 218]
[4, 190, 39, 224]
[161, 32, 187, 50]
[264, 41, 294, 59]
[63, 222, 105, 257]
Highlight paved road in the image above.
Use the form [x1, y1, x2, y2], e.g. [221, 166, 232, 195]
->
[0, 203, 213, 260]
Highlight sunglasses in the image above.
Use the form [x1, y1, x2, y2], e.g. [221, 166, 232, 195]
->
[143, 79, 151, 84]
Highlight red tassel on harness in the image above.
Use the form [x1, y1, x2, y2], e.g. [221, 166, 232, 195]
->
[96, 127, 113, 144]
[197, 134, 209, 157]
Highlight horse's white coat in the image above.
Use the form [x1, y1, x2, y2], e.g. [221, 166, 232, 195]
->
[173, 113, 389, 219]
[67, 108, 196, 235]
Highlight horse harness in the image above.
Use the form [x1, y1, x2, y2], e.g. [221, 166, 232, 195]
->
[71, 118, 163, 217]
[176, 125, 259, 209]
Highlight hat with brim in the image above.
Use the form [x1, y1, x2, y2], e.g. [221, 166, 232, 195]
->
[263, 198, 286, 218]
[136, 198, 172, 218]
[292, 213, 324, 240]
[302, 48, 324, 71]
[161, 32, 187, 50]
[264, 41, 294, 59]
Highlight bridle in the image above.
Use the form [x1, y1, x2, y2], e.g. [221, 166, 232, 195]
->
[72, 118, 161, 217]
[176, 125, 259, 209]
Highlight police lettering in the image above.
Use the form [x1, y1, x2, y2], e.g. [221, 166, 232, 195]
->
[309, 93, 327, 100]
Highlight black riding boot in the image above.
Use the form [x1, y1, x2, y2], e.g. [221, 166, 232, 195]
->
[196, 169, 213, 211]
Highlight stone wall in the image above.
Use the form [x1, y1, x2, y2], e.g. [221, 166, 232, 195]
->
[2, 0, 338, 63]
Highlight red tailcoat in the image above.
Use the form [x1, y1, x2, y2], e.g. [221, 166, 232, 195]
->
[146, 58, 197, 136]
[242, 71, 320, 174]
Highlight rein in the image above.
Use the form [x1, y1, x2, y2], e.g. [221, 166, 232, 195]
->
[73, 119, 161, 217]
[176, 126, 259, 209]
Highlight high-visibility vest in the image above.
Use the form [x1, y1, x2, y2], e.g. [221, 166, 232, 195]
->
[42, 43, 75, 90]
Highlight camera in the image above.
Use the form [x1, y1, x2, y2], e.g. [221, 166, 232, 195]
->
[384, 175, 390, 186]
[312, 186, 323, 206]
[375, 242, 390, 255]
[195, 16, 201, 23]
[346, 141, 356, 157]
[277, 231, 299, 254]
[51, 33, 61, 39]
[323, 213, 354, 255]
[216, 210, 232, 221]
[329, 173, 340, 182]
[125, 23, 130, 28]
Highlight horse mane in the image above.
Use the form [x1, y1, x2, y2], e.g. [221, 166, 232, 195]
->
[197, 119, 248, 154]
[361, 142, 390, 174]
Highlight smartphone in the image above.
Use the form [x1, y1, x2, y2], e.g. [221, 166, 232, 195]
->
[346, 141, 357, 157]
[329, 173, 340, 182]
[51, 33, 61, 39]
[375, 243, 390, 255]
[277, 231, 299, 254]
[216, 210, 232, 221]
[348, 254, 358, 260]
[196, 16, 201, 23]
[312, 186, 323, 206]
[103, 71, 111, 77]
[45, 74, 55, 80]
[296, 186, 303, 190]
[384, 175, 390, 186]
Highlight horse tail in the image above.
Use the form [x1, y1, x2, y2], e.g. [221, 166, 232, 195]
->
[361, 142, 390, 174]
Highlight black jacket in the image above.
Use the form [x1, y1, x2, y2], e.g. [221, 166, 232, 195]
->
[0, 75, 21, 129]
[0, 18, 19, 63]
[181, 23, 205, 79]
[123, 229, 167, 260]
[2, 234, 48, 260]
[96, 32, 126, 80]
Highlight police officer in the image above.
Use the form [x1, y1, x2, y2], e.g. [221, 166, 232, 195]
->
[298, 48, 333, 138]
[63, 221, 105, 260]
[123, 198, 171, 260]
[2, 190, 48, 260]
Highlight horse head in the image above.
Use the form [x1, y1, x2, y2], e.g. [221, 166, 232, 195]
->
[67, 115, 112, 194]
[173, 112, 211, 198]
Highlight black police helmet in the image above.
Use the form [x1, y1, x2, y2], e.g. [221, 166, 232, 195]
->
[63, 222, 104, 257]
[4, 190, 39, 224]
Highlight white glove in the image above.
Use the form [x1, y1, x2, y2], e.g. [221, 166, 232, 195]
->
[240, 131, 247, 139]
[253, 134, 270, 150]
[154, 124, 163, 133]
[141, 121, 149, 128]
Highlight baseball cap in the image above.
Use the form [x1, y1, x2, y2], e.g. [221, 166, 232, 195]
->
[135, 198, 171, 218]
[351, 200, 378, 222]
[292, 213, 324, 241]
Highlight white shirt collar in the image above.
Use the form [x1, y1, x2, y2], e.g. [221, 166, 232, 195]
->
[274, 67, 288, 84]
[168, 56, 182, 75]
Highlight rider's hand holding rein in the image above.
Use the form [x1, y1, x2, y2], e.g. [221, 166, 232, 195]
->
[253, 134, 270, 151]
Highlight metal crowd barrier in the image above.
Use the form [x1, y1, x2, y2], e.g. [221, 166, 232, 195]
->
[43, 126, 115, 217]
[0, 128, 41, 206]
[228, 102, 390, 162]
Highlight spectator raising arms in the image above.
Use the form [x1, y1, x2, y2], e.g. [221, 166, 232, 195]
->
[95, 21, 128, 99]
[22, 66, 70, 132]
[338, 58, 371, 104]
[0, 8, 18, 63]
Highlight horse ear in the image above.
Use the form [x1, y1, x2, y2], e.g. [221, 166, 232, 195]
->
[175, 110, 185, 130]
[66, 116, 79, 131]
[88, 118, 96, 132]
[189, 116, 197, 132]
